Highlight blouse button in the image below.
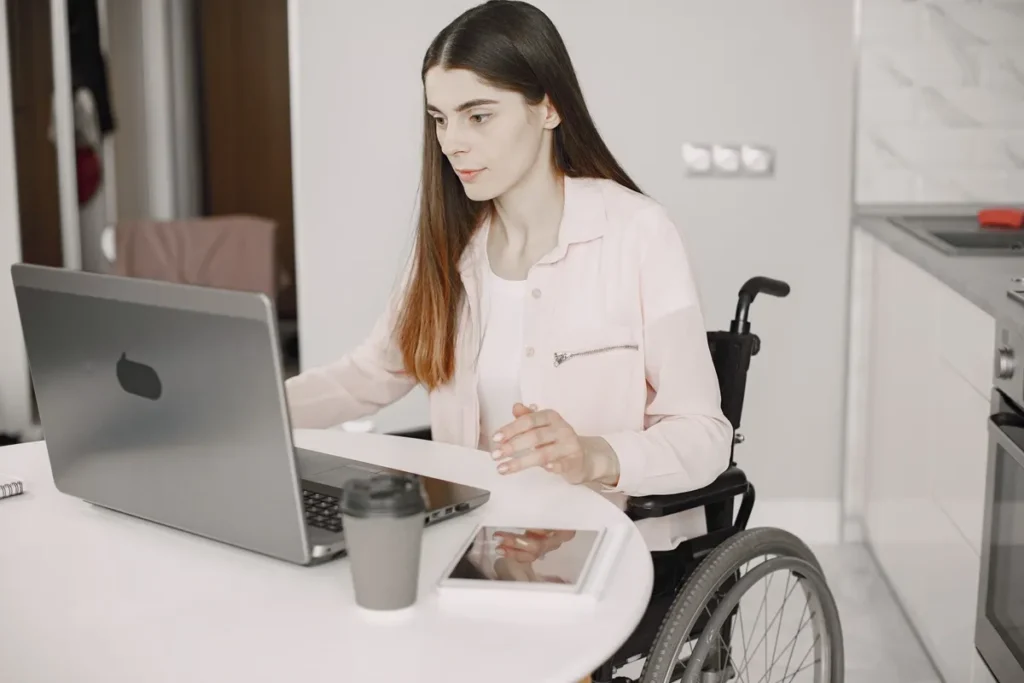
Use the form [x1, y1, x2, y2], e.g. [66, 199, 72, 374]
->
[525, 347, 535, 358]
[531, 288, 542, 299]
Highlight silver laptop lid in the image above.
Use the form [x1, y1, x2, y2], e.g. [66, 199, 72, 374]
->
[11, 264, 311, 564]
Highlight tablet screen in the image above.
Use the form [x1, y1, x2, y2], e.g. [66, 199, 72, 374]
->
[443, 526, 603, 587]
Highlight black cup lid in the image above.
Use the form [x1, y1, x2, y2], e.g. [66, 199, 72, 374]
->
[339, 473, 426, 518]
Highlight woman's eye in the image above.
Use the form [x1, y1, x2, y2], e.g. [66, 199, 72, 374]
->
[470, 113, 490, 124]
[432, 116, 446, 127]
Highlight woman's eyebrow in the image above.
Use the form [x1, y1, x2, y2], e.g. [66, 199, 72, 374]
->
[426, 98, 499, 114]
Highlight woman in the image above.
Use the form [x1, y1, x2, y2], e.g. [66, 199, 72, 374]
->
[286, 0, 731, 618]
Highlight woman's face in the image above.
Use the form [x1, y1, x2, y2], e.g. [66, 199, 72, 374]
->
[424, 67, 560, 202]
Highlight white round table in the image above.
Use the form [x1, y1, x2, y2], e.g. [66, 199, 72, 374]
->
[0, 429, 654, 683]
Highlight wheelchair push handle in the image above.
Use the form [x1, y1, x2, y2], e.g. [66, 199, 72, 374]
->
[740, 276, 790, 300]
[731, 276, 790, 334]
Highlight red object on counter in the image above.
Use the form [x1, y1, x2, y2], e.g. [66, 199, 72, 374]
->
[978, 208, 1024, 229]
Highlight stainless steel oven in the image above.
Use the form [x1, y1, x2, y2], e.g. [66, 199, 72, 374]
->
[978, 318, 1024, 683]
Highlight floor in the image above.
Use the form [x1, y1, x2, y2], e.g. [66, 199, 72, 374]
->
[614, 542, 941, 683]
[814, 543, 941, 683]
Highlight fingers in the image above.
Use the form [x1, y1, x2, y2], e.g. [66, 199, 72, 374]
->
[491, 406, 585, 478]
[543, 456, 588, 484]
[511, 402, 533, 418]
[495, 425, 561, 458]
[491, 408, 557, 445]
[497, 440, 576, 474]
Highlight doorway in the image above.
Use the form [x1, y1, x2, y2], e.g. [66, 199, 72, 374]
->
[4, 0, 300, 377]
[195, 0, 299, 371]
[6, 0, 63, 269]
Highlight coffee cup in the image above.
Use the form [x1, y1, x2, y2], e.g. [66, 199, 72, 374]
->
[339, 473, 426, 611]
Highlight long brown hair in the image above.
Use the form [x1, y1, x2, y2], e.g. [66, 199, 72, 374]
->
[396, 0, 642, 390]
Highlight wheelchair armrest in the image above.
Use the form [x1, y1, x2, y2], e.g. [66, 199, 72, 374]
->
[625, 466, 750, 520]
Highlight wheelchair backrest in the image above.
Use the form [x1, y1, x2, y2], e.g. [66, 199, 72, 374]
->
[706, 331, 757, 433]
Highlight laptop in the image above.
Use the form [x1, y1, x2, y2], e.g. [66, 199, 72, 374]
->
[9, 263, 490, 566]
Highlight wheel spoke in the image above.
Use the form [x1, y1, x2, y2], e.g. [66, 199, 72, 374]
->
[736, 591, 751, 680]
[758, 612, 813, 683]
[717, 625, 751, 683]
[734, 576, 801, 679]
[740, 577, 768, 657]
[779, 638, 817, 683]
[777, 600, 811, 682]
[642, 531, 841, 683]
[767, 573, 793, 682]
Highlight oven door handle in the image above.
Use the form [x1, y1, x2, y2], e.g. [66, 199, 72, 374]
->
[988, 412, 1024, 468]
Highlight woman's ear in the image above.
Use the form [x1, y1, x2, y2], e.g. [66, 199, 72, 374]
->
[540, 96, 561, 130]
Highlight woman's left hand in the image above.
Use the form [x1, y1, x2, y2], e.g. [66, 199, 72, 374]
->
[491, 403, 619, 485]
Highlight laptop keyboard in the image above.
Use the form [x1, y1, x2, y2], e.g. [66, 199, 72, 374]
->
[302, 489, 343, 532]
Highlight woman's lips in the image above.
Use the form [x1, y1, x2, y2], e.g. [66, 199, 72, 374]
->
[456, 168, 485, 182]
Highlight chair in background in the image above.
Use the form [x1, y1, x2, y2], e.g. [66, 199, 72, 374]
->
[110, 215, 278, 300]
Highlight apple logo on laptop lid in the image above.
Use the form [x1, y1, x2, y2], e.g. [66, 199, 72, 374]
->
[116, 353, 163, 401]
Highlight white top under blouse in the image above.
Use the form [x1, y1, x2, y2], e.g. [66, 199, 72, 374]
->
[476, 255, 527, 451]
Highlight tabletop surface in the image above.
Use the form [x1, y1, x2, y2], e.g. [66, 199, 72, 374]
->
[0, 429, 654, 683]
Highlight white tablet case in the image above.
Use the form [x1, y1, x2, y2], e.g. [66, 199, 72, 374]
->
[435, 522, 632, 610]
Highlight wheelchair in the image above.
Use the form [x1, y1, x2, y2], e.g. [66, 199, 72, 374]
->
[392, 276, 845, 683]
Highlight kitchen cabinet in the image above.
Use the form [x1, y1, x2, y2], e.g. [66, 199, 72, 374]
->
[972, 652, 999, 683]
[853, 227, 995, 683]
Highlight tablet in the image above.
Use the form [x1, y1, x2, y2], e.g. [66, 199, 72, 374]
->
[437, 524, 607, 594]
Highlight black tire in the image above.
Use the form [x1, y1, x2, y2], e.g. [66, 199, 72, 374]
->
[640, 527, 844, 683]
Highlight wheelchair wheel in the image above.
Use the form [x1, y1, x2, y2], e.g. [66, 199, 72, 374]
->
[640, 527, 843, 683]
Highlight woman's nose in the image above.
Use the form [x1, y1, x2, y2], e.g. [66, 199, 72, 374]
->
[439, 122, 469, 156]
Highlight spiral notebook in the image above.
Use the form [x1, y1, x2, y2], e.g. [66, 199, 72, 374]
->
[0, 475, 25, 501]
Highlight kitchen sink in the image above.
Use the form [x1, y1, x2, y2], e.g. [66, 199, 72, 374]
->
[889, 216, 1024, 256]
[929, 230, 1024, 251]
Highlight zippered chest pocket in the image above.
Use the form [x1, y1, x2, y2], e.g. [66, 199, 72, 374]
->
[553, 343, 639, 367]
[550, 324, 641, 367]
[543, 325, 645, 433]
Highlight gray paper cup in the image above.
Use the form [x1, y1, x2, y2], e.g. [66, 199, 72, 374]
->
[340, 473, 426, 611]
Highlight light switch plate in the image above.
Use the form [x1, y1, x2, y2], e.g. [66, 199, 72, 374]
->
[683, 142, 776, 177]
[681, 142, 713, 175]
[712, 144, 741, 174]
[740, 144, 775, 176]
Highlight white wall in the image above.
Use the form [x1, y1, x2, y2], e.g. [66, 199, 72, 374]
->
[289, 0, 857, 541]
[856, 0, 1024, 204]
[0, 0, 32, 434]
[288, 0, 430, 435]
